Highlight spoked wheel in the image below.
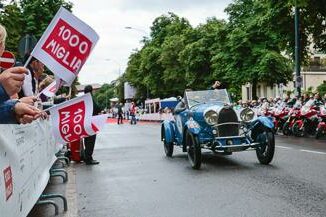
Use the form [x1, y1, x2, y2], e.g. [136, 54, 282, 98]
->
[256, 131, 275, 165]
[186, 130, 201, 169]
[162, 131, 173, 157]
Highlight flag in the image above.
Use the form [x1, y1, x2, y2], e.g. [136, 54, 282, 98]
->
[31, 7, 99, 86]
[90, 114, 108, 133]
[48, 93, 94, 143]
[38, 80, 58, 97]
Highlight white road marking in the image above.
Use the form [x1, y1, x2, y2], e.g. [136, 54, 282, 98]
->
[276, 145, 293, 150]
[300, 149, 326, 155]
[276, 146, 326, 155]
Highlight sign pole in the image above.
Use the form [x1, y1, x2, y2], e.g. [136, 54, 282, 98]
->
[23, 55, 32, 68]
[294, 0, 301, 98]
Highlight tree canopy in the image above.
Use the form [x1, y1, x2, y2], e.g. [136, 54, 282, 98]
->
[125, 1, 326, 100]
[0, 0, 72, 59]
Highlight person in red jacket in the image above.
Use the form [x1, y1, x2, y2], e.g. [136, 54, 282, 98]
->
[130, 101, 137, 125]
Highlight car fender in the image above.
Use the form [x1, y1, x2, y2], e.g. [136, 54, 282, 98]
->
[185, 119, 201, 135]
[161, 120, 175, 144]
[250, 116, 274, 141]
[253, 116, 274, 129]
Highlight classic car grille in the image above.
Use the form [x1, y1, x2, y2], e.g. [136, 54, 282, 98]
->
[217, 107, 239, 137]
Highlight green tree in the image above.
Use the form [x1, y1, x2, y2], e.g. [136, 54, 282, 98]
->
[124, 1, 326, 100]
[0, 0, 72, 58]
[180, 18, 226, 90]
[126, 13, 193, 99]
[94, 83, 116, 110]
[0, 2, 24, 56]
[19, 0, 73, 38]
[317, 81, 326, 97]
[213, 0, 293, 99]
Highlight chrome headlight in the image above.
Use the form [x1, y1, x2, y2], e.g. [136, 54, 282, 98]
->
[204, 110, 218, 125]
[240, 108, 255, 122]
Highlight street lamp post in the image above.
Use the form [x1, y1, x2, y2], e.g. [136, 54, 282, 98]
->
[294, 0, 301, 98]
[125, 26, 148, 35]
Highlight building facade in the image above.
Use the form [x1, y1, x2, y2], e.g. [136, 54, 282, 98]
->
[242, 71, 326, 101]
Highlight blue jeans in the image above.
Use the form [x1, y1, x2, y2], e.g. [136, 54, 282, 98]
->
[130, 114, 137, 124]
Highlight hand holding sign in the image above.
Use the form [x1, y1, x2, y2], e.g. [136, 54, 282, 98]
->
[23, 7, 106, 142]
[14, 102, 42, 124]
[0, 67, 28, 96]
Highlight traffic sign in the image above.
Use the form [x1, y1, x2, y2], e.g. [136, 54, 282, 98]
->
[18, 34, 37, 59]
[0, 51, 15, 70]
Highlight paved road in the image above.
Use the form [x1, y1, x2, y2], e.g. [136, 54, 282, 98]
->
[73, 123, 326, 217]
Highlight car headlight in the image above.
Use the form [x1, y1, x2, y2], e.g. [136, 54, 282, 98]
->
[204, 110, 218, 125]
[240, 108, 255, 122]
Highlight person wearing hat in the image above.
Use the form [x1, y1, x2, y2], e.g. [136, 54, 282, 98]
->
[83, 85, 101, 165]
[19, 55, 45, 97]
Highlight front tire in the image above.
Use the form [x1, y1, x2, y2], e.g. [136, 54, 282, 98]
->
[162, 131, 173, 157]
[186, 130, 201, 169]
[256, 131, 275, 165]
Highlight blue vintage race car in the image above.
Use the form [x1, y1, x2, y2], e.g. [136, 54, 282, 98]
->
[161, 89, 275, 169]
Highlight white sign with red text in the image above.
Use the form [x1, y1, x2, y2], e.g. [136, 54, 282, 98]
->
[31, 7, 99, 85]
[0, 120, 57, 217]
[48, 93, 94, 143]
[38, 80, 58, 97]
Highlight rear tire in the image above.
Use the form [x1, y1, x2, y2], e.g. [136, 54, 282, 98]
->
[315, 128, 322, 139]
[256, 131, 275, 165]
[292, 122, 304, 137]
[282, 122, 291, 135]
[186, 130, 201, 169]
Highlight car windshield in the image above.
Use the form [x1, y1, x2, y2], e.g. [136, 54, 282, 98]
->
[185, 89, 231, 108]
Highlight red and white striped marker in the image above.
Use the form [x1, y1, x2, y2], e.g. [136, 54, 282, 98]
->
[0, 51, 15, 70]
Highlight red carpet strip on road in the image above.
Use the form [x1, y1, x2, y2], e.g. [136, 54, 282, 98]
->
[106, 118, 160, 125]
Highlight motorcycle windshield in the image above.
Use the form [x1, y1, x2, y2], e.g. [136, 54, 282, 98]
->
[304, 99, 314, 107]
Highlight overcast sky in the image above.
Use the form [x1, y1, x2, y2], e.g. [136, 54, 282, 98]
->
[70, 0, 233, 84]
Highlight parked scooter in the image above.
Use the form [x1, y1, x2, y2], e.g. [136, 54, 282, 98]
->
[315, 103, 326, 139]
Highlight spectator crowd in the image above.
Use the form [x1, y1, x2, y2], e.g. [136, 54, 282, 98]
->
[233, 92, 326, 110]
[0, 24, 71, 124]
